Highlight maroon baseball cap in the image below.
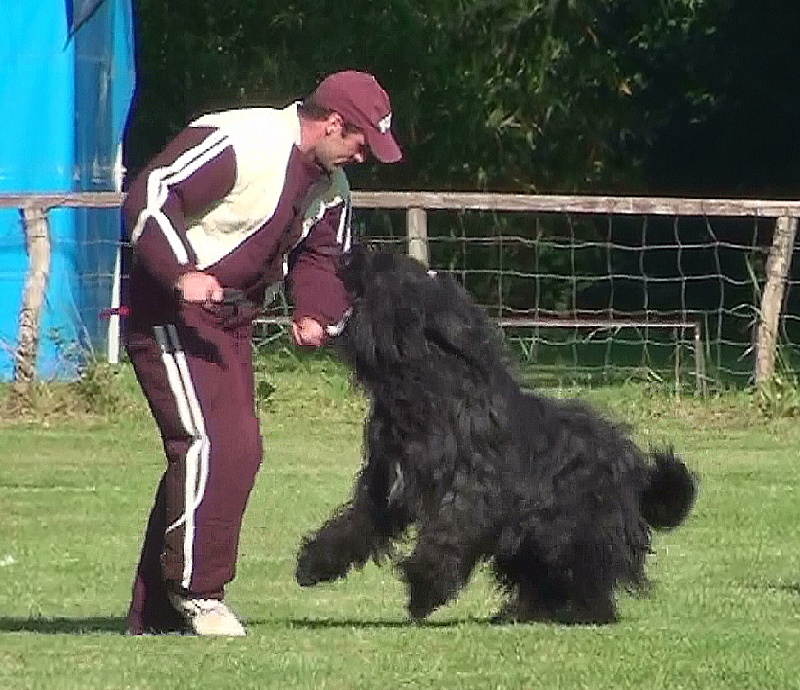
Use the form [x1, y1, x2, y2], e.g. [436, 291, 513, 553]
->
[312, 71, 402, 164]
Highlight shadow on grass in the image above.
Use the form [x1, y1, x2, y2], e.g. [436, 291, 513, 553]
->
[0, 616, 127, 635]
[768, 581, 800, 595]
[743, 579, 800, 595]
[0, 615, 561, 634]
[277, 615, 499, 630]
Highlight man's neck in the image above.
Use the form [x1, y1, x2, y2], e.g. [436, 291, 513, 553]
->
[297, 115, 326, 156]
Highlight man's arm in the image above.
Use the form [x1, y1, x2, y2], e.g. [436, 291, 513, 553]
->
[122, 125, 237, 297]
[286, 197, 352, 346]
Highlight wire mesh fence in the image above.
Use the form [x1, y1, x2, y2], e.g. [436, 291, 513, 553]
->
[258, 198, 800, 392]
[2, 192, 799, 392]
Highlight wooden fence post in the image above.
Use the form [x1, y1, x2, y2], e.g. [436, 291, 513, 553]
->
[755, 215, 798, 387]
[693, 323, 707, 396]
[13, 205, 51, 390]
[407, 207, 429, 267]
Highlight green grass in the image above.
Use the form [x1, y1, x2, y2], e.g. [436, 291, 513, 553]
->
[1, 362, 799, 689]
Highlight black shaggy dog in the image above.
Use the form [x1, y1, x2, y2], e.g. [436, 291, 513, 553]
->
[296, 247, 697, 624]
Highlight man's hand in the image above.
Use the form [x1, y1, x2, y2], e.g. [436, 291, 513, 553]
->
[175, 271, 224, 304]
[292, 316, 326, 347]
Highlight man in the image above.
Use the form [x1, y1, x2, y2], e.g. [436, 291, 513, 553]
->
[122, 71, 402, 636]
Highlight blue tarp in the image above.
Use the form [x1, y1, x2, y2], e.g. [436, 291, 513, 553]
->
[69, 0, 107, 34]
[0, 0, 135, 380]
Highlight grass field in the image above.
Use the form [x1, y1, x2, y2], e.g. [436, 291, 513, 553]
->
[1, 357, 799, 689]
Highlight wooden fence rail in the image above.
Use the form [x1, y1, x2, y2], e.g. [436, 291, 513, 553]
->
[5, 190, 800, 214]
[1, 191, 798, 392]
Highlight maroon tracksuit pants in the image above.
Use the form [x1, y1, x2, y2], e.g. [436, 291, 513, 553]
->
[125, 303, 262, 634]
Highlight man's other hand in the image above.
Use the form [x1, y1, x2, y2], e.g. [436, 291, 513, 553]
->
[175, 272, 224, 304]
[292, 317, 326, 347]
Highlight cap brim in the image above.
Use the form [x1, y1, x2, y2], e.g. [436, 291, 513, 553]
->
[366, 129, 402, 164]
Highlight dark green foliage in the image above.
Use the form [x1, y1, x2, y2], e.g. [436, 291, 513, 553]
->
[126, 0, 800, 196]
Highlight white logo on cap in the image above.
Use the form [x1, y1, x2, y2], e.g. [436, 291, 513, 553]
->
[378, 112, 392, 134]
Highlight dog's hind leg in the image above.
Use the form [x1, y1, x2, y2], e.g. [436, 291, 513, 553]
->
[553, 533, 620, 625]
[559, 578, 618, 625]
[491, 535, 619, 625]
[491, 552, 570, 623]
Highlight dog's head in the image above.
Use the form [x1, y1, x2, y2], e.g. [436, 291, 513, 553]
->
[331, 245, 504, 386]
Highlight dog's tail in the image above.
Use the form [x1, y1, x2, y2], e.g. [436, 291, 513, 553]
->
[641, 448, 697, 530]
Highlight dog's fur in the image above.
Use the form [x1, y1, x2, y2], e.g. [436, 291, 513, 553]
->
[296, 247, 697, 624]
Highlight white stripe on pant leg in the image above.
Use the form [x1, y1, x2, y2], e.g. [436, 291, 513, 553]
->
[153, 326, 208, 589]
[162, 438, 202, 536]
[153, 326, 197, 444]
[164, 325, 212, 590]
[178, 434, 200, 589]
[166, 325, 211, 515]
[154, 326, 200, 533]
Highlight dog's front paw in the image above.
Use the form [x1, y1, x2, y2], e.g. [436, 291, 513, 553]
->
[407, 590, 436, 621]
[294, 554, 322, 587]
[401, 562, 444, 620]
[406, 577, 447, 620]
[295, 540, 350, 587]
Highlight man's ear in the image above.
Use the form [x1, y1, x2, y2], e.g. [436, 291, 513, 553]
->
[326, 112, 344, 136]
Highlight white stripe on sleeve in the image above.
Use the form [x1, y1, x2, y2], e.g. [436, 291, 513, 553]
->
[130, 130, 231, 264]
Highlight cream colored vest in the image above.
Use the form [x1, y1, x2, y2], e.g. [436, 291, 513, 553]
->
[185, 103, 302, 270]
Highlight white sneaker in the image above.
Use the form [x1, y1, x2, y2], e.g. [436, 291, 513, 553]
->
[168, 593, 247, 637]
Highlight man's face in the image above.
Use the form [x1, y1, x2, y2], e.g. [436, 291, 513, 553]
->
[314, 115, 368, 171]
